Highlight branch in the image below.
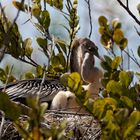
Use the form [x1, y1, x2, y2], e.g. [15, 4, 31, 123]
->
[134, 26, 140, 36]
[85, 0, 93, 38]
[0, 111, 5, 139]
[126, 0, 129, 8]
[127, 47, 130, 70]
[26, 56, 39, 67]
[116, 0, 140, 26]
[43, 0, 46, 11]
[123, 50, 140, 68]
[18, 57, 37, 67]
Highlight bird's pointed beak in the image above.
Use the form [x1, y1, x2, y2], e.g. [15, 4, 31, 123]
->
[98, 55, 104, 62]
[94, 51, 104, 62]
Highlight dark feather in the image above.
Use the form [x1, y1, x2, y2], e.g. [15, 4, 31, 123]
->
[0, 79, 66, 104]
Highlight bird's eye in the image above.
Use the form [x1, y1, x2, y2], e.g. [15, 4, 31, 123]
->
[67, 96, 73, 101]
[88, 46, 93, 51]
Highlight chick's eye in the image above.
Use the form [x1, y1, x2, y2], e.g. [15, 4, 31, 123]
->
[67, 96, 72, 101]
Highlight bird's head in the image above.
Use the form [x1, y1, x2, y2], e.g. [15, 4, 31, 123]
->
[79, 38, 102, 60]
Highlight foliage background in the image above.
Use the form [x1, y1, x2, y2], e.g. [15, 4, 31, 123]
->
[0, 0, 140, 139]
[0, 0, 140, 80]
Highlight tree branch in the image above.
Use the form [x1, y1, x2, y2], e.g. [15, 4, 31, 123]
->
[0, 111, 5, 139]
[116, 0, 140, 26]
[18, 57, 37, 67]
[85, 0, 93, 38]
[123, 50, 140, 68]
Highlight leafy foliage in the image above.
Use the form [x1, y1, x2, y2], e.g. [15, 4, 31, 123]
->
[98, 16, 128, 50]
[93, 16, 140, 139]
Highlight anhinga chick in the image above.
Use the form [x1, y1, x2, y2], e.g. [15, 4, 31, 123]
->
[70, 38, 103, 97]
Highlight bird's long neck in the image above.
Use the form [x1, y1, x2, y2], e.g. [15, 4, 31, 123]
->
[81, 52, 99, 83]
[70, 43, 83, 74]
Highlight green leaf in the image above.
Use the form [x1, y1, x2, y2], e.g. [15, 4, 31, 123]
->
[102, 110, 120, 139]
[56, 39, 67, 55]
[119, 71, 133, 88]
[36, 37, 50, 58]
[123, 111, 140, 138]
[25, 72, 35, 79]
[120, 96, 133, 110]
[104, 98, 118, 110]
[101, 60, 112, 71]
[45, 0, 53, 6]
[39, 10, 50, 29]
[93, 97, 117, 119]
[98, 16, 108, 26]
[12, 1, 31, 12]
[84, 98, 94, 112]
[137, 3, 140, 15]
[5, 65, 10, 75]
[113, 29, 124, 44]
[104, 55, 112, 65]
[54, 0, 63, 10]
[26, 96, 39, 110]
[111, 70, 120, 81]
[111, 56, 121, 70]
[0, 68, 7, 83]
[7, 75, 16, 84]
[31, 3, 41, 17]
[40, 102, 48, 116]
[115, 108, 129, 125]
[119, 38, 128, 50]
[68, 72, 81, 91]
[51, 53, 66, 72]
[137, 45, 140, 57]
[51, 56, 61, 67]
[60, 73, 70, 87]
[112, 19, 122, 29]
[36, 65, 43, 77]
[57, 53, 66, 66]
[46, 0, 63, 10]
[100, 34, 111, 48]
[99, 26, 106, 35]
[106, 80, 122, 97]
[24, 38, 32, 47]
[25, 48, 33, 57]
[0, 92, 21, 120]
[101, 78, 110, 87]
[36, 37, 48, 48]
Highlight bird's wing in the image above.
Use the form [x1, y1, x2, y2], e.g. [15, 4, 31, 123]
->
[0, 79, 66, 103]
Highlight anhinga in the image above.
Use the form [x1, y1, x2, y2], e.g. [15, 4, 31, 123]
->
[0, 38, 103, 111]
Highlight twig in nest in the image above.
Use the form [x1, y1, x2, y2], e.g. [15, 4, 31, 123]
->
[0, 111, 5, 139]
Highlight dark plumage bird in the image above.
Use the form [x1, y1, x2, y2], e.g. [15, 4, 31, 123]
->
[0, 79, 66, 105]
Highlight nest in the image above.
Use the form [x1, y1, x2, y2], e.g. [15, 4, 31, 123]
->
[0, 111, 101, 140]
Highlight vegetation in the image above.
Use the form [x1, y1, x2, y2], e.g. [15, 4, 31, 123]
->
[0, 0, 140, 139]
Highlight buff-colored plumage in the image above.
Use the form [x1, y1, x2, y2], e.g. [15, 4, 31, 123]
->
[50, 91, 81, 112]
